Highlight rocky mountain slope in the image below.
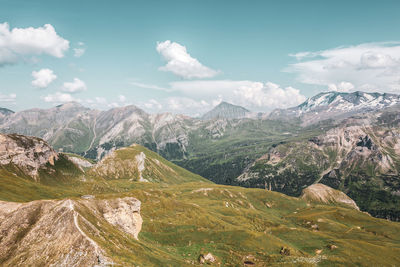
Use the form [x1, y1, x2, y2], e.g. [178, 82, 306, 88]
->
[0, 133, 85, 185]
[201, 101, 251, 120]
[237, 108, 400, 220]
[1, 133, 400, 266]
[0, 102, 306, 186]
[0, 133, 58, 179]
[0, 197, 142, 266]
[300, 183, 359, 210]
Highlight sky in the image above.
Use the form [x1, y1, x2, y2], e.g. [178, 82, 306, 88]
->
[1, 0, 400, 116]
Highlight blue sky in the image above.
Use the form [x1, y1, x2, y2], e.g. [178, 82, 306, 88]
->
[1, 0, 400, 115]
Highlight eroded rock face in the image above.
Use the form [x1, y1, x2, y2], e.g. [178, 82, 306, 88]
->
[67, 155, 93, 170]
[0, 133, 58, 179]
[98, 197, 142, 240]
[0, 197, 142, 266]
[301, 183, 359, 210]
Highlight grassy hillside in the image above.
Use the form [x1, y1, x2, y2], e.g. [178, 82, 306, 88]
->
[1, 143, 400, 266]
[89, 144, 208, 184]
[2, 179, 400, 266]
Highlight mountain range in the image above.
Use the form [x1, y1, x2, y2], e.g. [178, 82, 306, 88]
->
[1, 91, 400, 221]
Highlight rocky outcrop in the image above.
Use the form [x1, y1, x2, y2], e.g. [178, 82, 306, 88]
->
[0, 133, 58, 179]
[0, 196, 142, 266]
[66, 154, 93, 170]
[98, 197, 142, 239]
[198, 253, 216, 264]
[301, 183, 359, 210]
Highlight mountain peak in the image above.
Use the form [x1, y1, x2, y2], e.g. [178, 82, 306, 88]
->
[0, 107, 14, 116]
[201, 101, 250, 120]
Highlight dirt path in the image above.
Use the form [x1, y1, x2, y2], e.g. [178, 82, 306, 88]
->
[84, 116, 97, 156]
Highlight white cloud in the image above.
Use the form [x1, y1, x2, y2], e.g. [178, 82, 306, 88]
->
[169, 80, 255, 96]
[168, 80, 306, 110]
[287, 42, 400, 93]
[156, 40, 219, 79]
[143, 99, 162, 110]
[73, 48, 85, 57]
[233, 82, 307, 108]
[0, 22, 69, 65]
[0, 93, 16, 102]
[118, 95, 126, 102]
[62, 78, 87, 93]
[130, 79, 306, 113]
[95, 97, 107, 104]
[31, 68, 57, 88]
[82, 95, 132, 109]
[73, 42, 85, 57]
[130, 81, 170, 91]
[328, 81, 355, 92]
[167, 97, 210, 110]
[43, 92, 78, 103]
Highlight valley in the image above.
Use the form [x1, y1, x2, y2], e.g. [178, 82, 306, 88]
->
[2, 91, 400, 222]
[1, 133, 400, 266]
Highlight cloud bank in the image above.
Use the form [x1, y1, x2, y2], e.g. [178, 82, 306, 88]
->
[0, 93, 16, 102]
[134, 80, 306, 115]
[287, 42, 400, 93]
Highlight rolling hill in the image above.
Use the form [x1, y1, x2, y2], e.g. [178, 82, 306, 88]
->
[0, 134, 400, 266]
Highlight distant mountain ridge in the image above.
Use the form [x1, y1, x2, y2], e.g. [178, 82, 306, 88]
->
[269, 91, 400, 125]
[0, 107, 14, 117]
[201, 101, 250, 120]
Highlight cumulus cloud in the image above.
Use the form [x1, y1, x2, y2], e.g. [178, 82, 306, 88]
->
[143, 99, 163, 110]
[31, 68, 57, 88]
[233, 82, 307, 108]
[328, 81, 355, 92]
[73, 41, 85, 57]
[287, 42, 400, 93]
[0, 22, 69, 65]
[73, 48, 85, 57]
[0, 93, 16, 102]
[118, 95, 126, 102]
[62, 78, 87, 93]
[43, 92, 78, 103]
[94, 97, 107, 104]
[82, 95, 132, 109]
[165, 97, 212, 116]
[136, 96, 213, 116]
[156, 40, 219, 79]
